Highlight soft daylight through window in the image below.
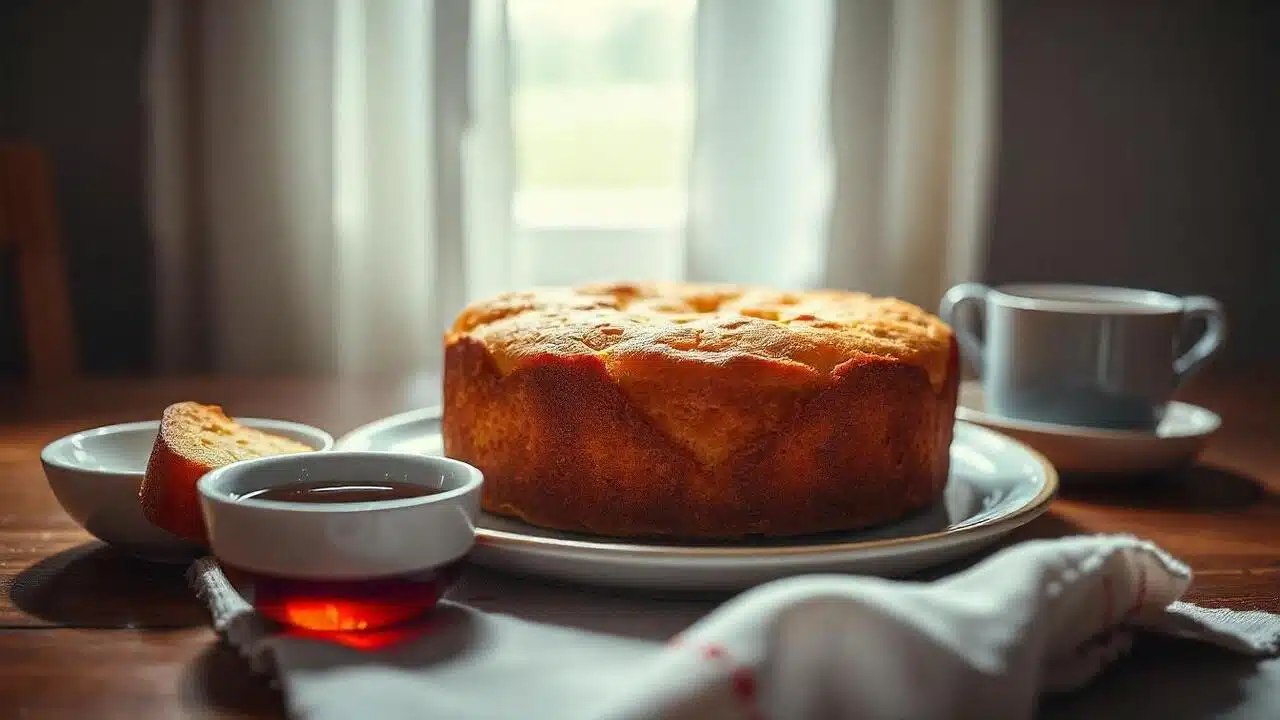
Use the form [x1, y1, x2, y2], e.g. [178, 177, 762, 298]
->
[509, 0, 696, 231]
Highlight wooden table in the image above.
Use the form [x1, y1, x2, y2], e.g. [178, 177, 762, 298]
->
[1, 373, 1277, 718]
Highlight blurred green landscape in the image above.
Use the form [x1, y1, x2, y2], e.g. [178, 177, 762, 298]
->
[510, 0, 694, 192]
[513, 85, 692, 189]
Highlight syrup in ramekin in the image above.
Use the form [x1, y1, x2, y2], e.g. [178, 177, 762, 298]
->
[225, 479, 461, 632]
[222, 561, 464, 631]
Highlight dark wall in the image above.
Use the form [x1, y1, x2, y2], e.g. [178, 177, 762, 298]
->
[987, 0, 1278, 368]
[0, 0, 154, 377]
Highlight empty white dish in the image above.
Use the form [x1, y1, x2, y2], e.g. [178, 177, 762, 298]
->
[41, 418, 335, 563]
[955, 381, 1220, 476]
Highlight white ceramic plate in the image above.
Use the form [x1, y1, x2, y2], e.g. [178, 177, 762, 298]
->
[956, 381, 1220, 476]
[338, 409, 1057, 591]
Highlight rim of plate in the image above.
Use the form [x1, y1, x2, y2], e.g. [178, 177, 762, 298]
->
[338, 409, 1059, 558]
[338, 406, 447, 450]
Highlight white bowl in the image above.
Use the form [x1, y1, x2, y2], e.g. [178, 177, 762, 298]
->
[197, 451, 483, 580]
[41, 418, 335, 563]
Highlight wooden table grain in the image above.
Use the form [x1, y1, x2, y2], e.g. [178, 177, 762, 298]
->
[0, 372, 1277, 718]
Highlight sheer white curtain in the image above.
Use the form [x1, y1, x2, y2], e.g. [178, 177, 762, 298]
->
[145, 0, 993, 374]
[688, 0, 996, 311]
[146, 0, 494, 375]
[686, 0, 834, 289]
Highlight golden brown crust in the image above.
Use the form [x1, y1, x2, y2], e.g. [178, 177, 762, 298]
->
[443, 283, 960, 539]
[449, 282, 954, 391]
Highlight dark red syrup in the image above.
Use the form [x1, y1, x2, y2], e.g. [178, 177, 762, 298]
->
[225, 480, 461, 632]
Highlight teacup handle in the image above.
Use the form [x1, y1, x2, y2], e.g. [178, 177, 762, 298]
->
[939, 283, 989, 376]
[1175, 295, 1227, 383]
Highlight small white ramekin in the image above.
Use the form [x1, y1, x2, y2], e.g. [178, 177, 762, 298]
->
[197, 451, 483, 580]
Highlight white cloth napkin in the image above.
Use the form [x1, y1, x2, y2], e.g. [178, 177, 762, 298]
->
[190, 535, 1280, 720]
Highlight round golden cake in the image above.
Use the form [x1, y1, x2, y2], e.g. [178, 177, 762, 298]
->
[443, 282, 959, 539]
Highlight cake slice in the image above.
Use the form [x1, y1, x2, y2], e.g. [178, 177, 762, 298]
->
[139, 402, 314, 543]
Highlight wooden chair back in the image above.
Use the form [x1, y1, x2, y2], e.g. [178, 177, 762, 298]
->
[0, 142, 77, 382]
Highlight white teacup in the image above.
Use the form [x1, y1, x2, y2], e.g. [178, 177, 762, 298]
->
[940, 283, 1226, 430]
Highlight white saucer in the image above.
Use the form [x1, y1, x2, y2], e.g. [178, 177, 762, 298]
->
[337, 409, 1057, 591]
[955, 381, 1220, 476]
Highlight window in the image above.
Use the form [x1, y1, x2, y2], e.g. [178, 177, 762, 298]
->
[508, 0, 696, 284]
